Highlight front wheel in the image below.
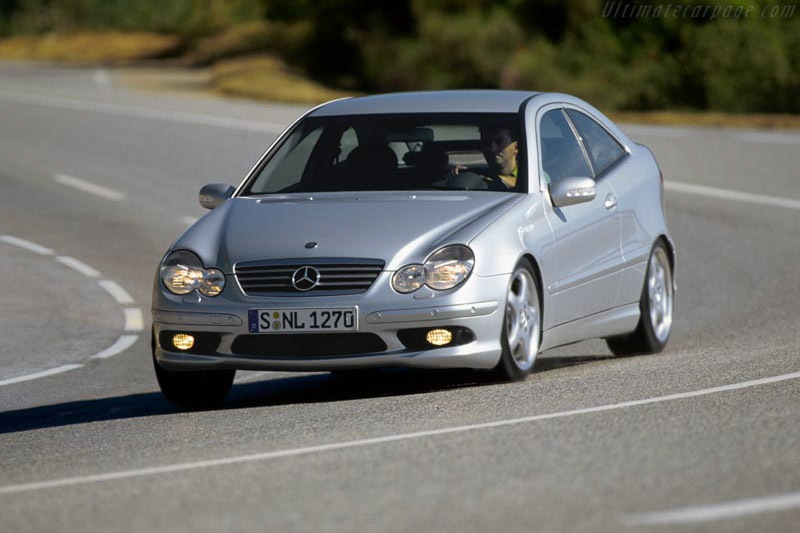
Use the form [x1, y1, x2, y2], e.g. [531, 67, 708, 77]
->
[606, 241, 673, 356]
[153, 354, 235, 409]
[493, 260, 542, 381]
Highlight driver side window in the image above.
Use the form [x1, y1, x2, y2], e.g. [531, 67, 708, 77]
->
[539, 109, 592, 184]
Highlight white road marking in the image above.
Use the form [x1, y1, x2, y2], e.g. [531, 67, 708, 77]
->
[92, 69, 112, 90]
[53, 174, 125, 201]
[124, 308, 144, 332]
[180, 216, 199, 226]
[735, 131, 800, 146]
[0, 235, 54, 255]
[0, 370, 798, 495]
[234, 371, 277, 384]
[0, 89, 285, 133]
[0, 364, 83, 387]
[0, 235, 136, 385]
[665, 180, 800, 211]
[625, 491, 800, 525]
[624, 124, 800, 146]
[55, 255, 101, 277]
[622, 125, 695, 139]
[98, 280, 135, 304]
[90, 335, 139, 360]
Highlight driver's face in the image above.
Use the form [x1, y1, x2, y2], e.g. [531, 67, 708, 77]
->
[480, 128, 517, 174]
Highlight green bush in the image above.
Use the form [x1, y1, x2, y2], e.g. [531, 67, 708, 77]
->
[683, 18, 796, 112]
[3, 0, 263, 37]
[362, 6, 524, 91]
[1, 0, 799, 113]
[189, 19, 310, 66]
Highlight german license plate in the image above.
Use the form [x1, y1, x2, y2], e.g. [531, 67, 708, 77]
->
[248, 308, 358, 333]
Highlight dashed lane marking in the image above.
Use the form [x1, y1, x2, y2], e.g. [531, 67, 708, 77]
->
[55, 256, 101, 277]
[665, 180, 800, 211]
[123, 308, 144, 332]
[0, 235, 54, 255]
[735, 131, 800, 146]
[625, 491, 800, 525]
[98, 280, 135, 305]
[0, 89, 285, 134]
[0, 236, 141, 386]
[1, 370, 798, 495]
[0, 365, 83, 387]
[90, 335, 139, 360]
[53, 174, 125, 201]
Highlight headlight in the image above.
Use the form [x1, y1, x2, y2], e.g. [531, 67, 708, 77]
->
[392, 264, 425, 293]
[199, 268, 225, 297]
[423, 245, 474, 290]
[392, 245, 474, 293]
[160, 250, 226, 297]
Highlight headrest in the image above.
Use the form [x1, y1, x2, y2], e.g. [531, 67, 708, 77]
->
[347, 143, 398, 172]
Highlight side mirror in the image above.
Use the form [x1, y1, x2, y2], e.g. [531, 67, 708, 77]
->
[548, 177, 597, 208]
[199, 183, 235, 210]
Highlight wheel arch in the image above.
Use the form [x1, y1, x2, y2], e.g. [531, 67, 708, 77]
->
[656, 234, 677, 291]
[518, 252, 545, 317]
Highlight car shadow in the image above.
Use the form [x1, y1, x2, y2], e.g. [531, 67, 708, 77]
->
[0, 354, 617, 436]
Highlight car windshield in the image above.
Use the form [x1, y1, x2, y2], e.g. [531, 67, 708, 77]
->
[241, 113, 525, 195]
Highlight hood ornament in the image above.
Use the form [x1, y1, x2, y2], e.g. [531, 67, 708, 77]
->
[305, 242, 318, 249]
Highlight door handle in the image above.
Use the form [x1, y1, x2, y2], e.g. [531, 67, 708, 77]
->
[604, 194, 618, 210]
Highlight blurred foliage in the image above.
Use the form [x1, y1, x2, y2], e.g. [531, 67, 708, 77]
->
[1, 0, 799, 112]
[187, 19, 309, 66]
[1, 0, 264, 38]
[0, 30, 180, 61]
[210, 54, 353, 103]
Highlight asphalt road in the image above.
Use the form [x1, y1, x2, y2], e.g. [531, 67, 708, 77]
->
[0, 62, 798, 532]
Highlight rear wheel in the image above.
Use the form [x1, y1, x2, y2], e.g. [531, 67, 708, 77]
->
[493, 260, 542, 381]
[606, 241, 673, 356]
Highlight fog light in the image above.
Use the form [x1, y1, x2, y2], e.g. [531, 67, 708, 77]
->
[172, 334, 195, 351]
[426, 329, 453, 346]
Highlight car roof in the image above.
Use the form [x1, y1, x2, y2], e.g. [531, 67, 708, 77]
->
[309, 90, 541, 117]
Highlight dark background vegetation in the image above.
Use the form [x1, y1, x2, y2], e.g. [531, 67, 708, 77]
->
[1, 0, 798, 113]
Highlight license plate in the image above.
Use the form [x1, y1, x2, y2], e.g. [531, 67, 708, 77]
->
[248, 308, 358, 333]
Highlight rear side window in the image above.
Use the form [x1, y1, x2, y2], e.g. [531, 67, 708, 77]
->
[538, 109, 592, 184]
[566, 110, 625, 175]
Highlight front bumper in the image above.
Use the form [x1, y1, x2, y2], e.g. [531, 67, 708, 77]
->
[152, 271, 508, 372]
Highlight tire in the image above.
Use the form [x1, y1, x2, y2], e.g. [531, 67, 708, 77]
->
[493, 259, 542, 381]
[606, 241, 673, 356]
[152, 335, 235, 408]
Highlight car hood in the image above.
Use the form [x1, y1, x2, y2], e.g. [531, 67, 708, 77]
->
[174, 191, 523, 272]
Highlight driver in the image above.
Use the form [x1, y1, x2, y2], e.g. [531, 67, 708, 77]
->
[479, 125, 518, 189]
[447, 125, 519, 190]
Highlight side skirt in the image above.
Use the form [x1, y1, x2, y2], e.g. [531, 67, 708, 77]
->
[540, 303, 640, 352]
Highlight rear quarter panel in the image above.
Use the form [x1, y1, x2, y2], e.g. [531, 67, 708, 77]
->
[614, 143, 671, 305]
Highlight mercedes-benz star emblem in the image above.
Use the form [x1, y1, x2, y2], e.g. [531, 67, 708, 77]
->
[291, 266, 321, 291]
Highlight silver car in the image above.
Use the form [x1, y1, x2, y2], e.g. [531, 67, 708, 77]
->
[151, 90, 675, 407]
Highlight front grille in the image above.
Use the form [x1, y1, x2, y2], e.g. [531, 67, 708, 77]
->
[231, 333, 387, 358]
[234, 258, 384, 296]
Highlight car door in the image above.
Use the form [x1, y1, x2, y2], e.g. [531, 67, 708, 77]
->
[539, 106, 623, 327]
[563, 107, 640, 307]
